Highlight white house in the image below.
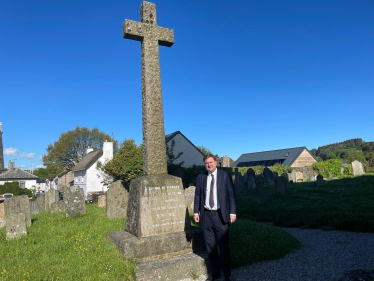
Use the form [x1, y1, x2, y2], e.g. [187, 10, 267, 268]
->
[0, 161, 39, 190]
[165, 131, 204, 167]
[72, 141, 113, 199]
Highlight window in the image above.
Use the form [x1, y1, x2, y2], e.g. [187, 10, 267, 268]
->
[75, 177, 78, 183]
[19, 181, 26, 188]
[81, 176, 84, 183]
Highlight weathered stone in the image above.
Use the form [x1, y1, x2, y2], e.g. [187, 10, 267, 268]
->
[106, 180, 130, 219]
[314, 179, 328, 186]
[352, 160, 364, 176]
[288, 170, 296, 183]
[184, 185, 195, 214]
[125, 174, 190, 238]
[64, 186, 86, 218]
[247, 168, 256, 190]
[255, 174, 265, 187]
[275, 176, 288, 194]
[98, 195, 106, 208]
[35, 194, 45, 212]
[234, 168, 245, 197]
[45, 188, 59, 211]
[272, 171, 278, 180]
[330, 269, 374, 281]
[4, 195, 31, 228]
[317, 174, 323, 180]
[51, 201, 65, 213]
[6, 212, 27, 239]
[0, 203, 5, 228]
[263, 167, 274, 186]
[281, 173, 289, 181]
[295, 171, 303, 182]
[123, 1, 174, 176]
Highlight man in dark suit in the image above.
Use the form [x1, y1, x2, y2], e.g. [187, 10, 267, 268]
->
[194, 154, 236, 281]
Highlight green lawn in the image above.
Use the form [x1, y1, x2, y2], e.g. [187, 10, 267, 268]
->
[0, 204, 299, 280]
[238, 174, 374, 232]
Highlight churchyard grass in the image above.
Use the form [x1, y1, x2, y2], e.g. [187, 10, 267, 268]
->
[238, 174, 374, 232]
[0, 204, 135, 280]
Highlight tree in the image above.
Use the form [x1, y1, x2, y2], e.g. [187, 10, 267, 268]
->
[33, 167, 51, 178]
[197, 145, 213, 156]
[102, 139, 143, 184]
[166, 140, 184, 176]
[42, 126, 118, 176]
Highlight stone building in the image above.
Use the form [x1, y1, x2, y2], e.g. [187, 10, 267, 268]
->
[232, 146, 318, 168]
[0, 161, 39, 189]
[216, 156, 234, 167]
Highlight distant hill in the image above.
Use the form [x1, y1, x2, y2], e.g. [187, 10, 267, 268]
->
[310, 138, 374, 163]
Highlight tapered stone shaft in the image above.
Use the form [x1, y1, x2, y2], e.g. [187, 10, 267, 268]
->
[123, 1, 174, 175]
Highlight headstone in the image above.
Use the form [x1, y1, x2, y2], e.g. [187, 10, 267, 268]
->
[45, 189, 59, 211]
[35, 194, 46, 212]
[314, 179, 328, 186]
[281, 173, 289, 181]
[352, 160, 364, 176]
[255, 174, 266, 187]
[106, 180, 130, 219]
[64, 186, 86, 218]
[234, 168, 245, 196]
[51, 201, 65, 213]
[247, 168, 256, 190]
[272, 171, 278, 180]
[275, 176, 288, 194]
[263, 167, 275, 186]
[0, 203, 5, 228]
[4, 195, 31, 228]
[184, 185, 195, 214]
[288, 170, 296, 183]
[98, 195, 106, 208]
[295, 171, 303, 182]
[317, 174, 323, 180]
[6, 212, 27, 239]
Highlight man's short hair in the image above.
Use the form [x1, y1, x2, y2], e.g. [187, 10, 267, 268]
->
[203, 154, 216, 162]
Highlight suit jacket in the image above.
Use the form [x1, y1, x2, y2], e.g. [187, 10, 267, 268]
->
[194, 169, 236, 225]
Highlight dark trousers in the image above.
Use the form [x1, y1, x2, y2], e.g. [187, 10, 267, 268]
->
[202, 210, 231, 278]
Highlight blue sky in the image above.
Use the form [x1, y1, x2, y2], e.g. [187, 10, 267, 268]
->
[1, 0, 373, 170]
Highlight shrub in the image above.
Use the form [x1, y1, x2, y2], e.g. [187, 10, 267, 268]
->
[312, 159, 342, 178]
[0, 181, 33, 197]
[270, 164, 292, 175]
[343, 166, 353, 176]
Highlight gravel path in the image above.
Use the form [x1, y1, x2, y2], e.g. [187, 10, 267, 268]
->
[183, 227, 374, 281]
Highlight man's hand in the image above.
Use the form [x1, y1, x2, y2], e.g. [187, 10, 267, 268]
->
[194, 214, 200, 223]
[230, 215, 236, 224]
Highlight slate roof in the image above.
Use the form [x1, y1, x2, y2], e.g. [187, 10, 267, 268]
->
[165, 131, 204, 157]
[232, 147, 318, 167]
[72, 149, 103, 172]
[0, 168, 39, 180]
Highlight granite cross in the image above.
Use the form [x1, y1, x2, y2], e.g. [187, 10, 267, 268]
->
[123, 1, 174, 175]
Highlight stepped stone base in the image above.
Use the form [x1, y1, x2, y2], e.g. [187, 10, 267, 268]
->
[136, 252, 209, 281]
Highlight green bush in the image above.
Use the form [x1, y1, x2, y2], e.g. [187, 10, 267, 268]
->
[343, 166, 353, 176]
[0, 181, 33, 197]
[312, 159, 342, 178]
[270, 164, 292, 175]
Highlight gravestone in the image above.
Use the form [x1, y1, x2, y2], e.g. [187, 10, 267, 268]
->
[255, 174, 266, 187]
[295, 171, 303, 182]
[317, 174, 323, 180]
[45, 188, 59, 211]
[51, 201, 65, 213]
[247, 168, 256, 190]
[272, 171, 278, 180]
[0, 203, 5, 228]
[64, 186, 86, 218]
[288, 170, 296, 183]
[314, 179, 328, 186]
[184, 185, 195, 214]
[234, 168, 245, 196]
[275, 176, 288, 194]
[263, 167, 275, 186]
[106, 180, 130, 219]
[281, 173, 289, 181]
[6, 212, 27, 239]
[98, 195, 106, 208]
[35, 194, 46, 212]
[109, 3, 206, 280]
[352, 160, 364, 176]
[4, 195, 31, 228]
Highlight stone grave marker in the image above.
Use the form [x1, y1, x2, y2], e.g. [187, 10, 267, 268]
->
[263, 167, 275, 186]
[247, 168, 256, 190]
[64, 186, 86, 218]
[98, 195, 106, 208]
[106, 180, 130, 219]
[234, 168, 245, 196]
[45, 189, 59, 211]
[295, 171, 303, 182]
[352, 160, 364, 176]
[288, 170, 296, 183]
[0, 203, 5, 228]
[4, 195, 31, 228]
[255, 174, 266, 187]
[281, 173, 289, 181]
[6, 212, 27, 239]
[272, 171, 278, 180]
[275, 176, 288, 194]
[108, 3, 206, 280]
[51, 201, 65, 213]
[35, 193, 45, 212]
[184, 185, 195, 214]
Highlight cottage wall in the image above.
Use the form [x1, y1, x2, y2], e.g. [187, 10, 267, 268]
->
[291, 149, 317, 167]
[0, 179, 37, 189]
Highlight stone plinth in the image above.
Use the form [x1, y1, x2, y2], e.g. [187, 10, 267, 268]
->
[6, 212, 27, 239]
[106, 180, 130, 219]
[125, 174, 190, 238]
[4, 195, 31, 228]
[64, 186, 86, 218]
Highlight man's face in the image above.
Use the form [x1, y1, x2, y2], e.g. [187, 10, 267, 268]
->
[204, 157, 217, 173]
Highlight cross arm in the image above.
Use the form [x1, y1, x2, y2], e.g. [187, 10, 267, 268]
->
[157, 26, 174, 47]
[123, 19, 144, 41]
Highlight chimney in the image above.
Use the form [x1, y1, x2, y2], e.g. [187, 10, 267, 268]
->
[8, 160, 14, 172]
[0, 122, 4, 172]
[103, 141, 113, 161]
[87, 145, 93, 154]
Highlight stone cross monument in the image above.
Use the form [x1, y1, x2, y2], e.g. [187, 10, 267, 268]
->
[0, 122, 4, 173]
[123, 1, 174, 176]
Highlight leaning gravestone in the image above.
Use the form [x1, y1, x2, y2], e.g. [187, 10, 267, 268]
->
[106, 180, 130, 219]
[51, 201, 65, 213]
[108, 3, 206, 280]
[275, 176, 288, 194]
[184, 185, 195, 214]
[64, 186, 86, 218]
[98, 195, 106, 208]
[247, 168, 256, 190]
[35, 194, 46, 212]
[6, 212, 27, 239]
[352, 160, 364, 176]
[263, 167, 275, 186]
[4, 195, 31, 228]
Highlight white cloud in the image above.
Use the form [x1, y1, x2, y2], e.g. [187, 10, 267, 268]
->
[19, 165, 27, 168]
[4, 147, 19, 156]
[19, 152, 36, 159]
[36, 165, 45, 169]
[39, 156, 43, 161]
